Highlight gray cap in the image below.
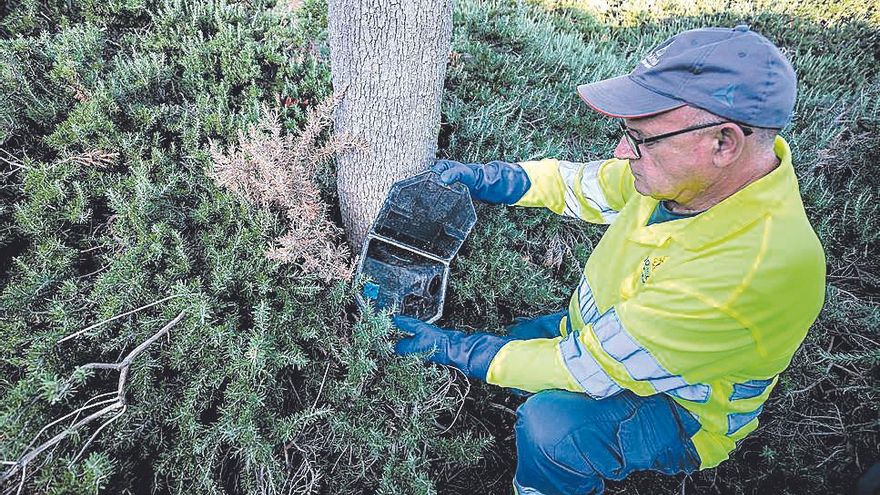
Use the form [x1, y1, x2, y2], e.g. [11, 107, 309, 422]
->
[577, 25, 796, 128]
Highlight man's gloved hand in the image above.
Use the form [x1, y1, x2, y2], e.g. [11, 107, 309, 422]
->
[430, 159, 531, 205]
[393, 315, 513, 381]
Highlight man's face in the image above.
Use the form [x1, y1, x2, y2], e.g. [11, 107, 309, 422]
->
[614, 107, 720, 204]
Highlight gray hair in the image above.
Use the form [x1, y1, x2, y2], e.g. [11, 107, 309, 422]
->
[687, 106, 778, 147]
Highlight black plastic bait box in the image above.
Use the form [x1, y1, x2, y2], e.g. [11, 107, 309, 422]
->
[356, 170, 477, 323]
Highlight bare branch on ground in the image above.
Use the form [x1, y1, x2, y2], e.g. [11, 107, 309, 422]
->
[58, 294, 190, 343]
[1, 311, 186, 490]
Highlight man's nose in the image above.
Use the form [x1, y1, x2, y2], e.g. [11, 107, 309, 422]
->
[614, 136, 639, 160]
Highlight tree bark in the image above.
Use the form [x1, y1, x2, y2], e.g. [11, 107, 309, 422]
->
[328, 0, 454, 248]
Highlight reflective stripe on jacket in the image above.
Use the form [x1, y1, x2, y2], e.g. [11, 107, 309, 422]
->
[485, 136, 826, 469]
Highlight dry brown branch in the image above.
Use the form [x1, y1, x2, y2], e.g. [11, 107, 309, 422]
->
[210, 95, 363, 282]
[0, 148, 28, 177]
[1, 311, 186, 488]
[65, 76, 90, 103]
[289, 92, 342, 169]
[543, 235, 566, 270]
[310, 135, 347, 166]
[488, 401, 517, 417]
[57, 149, 118, 168]
[58, 294, 190, 343]
[20, 393, 118, 455]
[436, 366, 470, 435]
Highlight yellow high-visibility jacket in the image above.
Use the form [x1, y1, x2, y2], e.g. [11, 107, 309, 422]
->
[485, 137, 826, 468]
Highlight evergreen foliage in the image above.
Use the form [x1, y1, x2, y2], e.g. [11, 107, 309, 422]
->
[1, 0, 878, 494]
[0, 1, 486, 493]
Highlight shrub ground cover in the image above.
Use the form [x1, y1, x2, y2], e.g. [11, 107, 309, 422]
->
[0, 1, 487, 493]
[0, 0, 877, 494]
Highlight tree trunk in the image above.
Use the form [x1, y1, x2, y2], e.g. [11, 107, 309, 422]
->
[328, 0, 454, 248]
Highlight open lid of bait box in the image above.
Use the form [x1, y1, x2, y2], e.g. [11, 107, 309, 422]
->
[356, 171, 477, 323]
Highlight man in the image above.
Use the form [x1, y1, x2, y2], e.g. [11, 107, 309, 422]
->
[393, 25, 826, 494]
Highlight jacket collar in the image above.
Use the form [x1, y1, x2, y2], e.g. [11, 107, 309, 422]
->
[628, 136, 798, 250]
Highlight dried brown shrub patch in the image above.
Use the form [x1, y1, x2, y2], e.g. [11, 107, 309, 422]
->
[210, 96, 359, 281]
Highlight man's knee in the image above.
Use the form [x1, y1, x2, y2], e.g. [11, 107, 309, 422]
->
[514, 391, 603, 494]
[515, 391, 571, 450]
[515, 390, 612, 449]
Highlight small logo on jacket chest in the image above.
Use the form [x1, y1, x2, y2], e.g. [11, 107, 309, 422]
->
[640, 256, 668, 283]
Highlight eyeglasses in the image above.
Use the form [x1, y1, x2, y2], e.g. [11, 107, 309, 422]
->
[618, 120, 753, 159]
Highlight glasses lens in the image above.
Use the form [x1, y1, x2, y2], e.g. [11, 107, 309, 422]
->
[619, 122, 640, 159]
[628, 135, 640, 159]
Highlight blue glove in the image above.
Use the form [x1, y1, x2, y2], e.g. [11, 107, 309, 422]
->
[393, 315, 514, 381]
[430, 159, 531, 205]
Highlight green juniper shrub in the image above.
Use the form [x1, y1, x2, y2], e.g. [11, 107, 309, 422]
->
[0, 1, 490, 494]
[1, 0, 878, 494]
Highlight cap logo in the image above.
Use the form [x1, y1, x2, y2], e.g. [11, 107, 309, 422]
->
[641, 44, 671, 69]
[712, 84, 737, 107]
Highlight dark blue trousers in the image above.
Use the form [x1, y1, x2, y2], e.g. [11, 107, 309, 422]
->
[507, 313, 702, 495]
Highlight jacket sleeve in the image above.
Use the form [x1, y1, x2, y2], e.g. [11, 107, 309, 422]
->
[485, 282, 759, 399]
[513, 158, 637, 224]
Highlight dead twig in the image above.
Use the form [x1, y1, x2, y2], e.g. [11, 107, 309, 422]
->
[0, 149, 28, 177]
[58, 150, 118, 168]
[488, 401, 517, 417]
[436, 366, 470, 435]
[58, 294, 189, 343]
[70, 405, 127, 464]
[312, 361, 332, 410]
[1, 311, 186, 487]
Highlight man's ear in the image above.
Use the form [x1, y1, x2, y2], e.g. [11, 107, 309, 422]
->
[712, 125, 744, 167]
